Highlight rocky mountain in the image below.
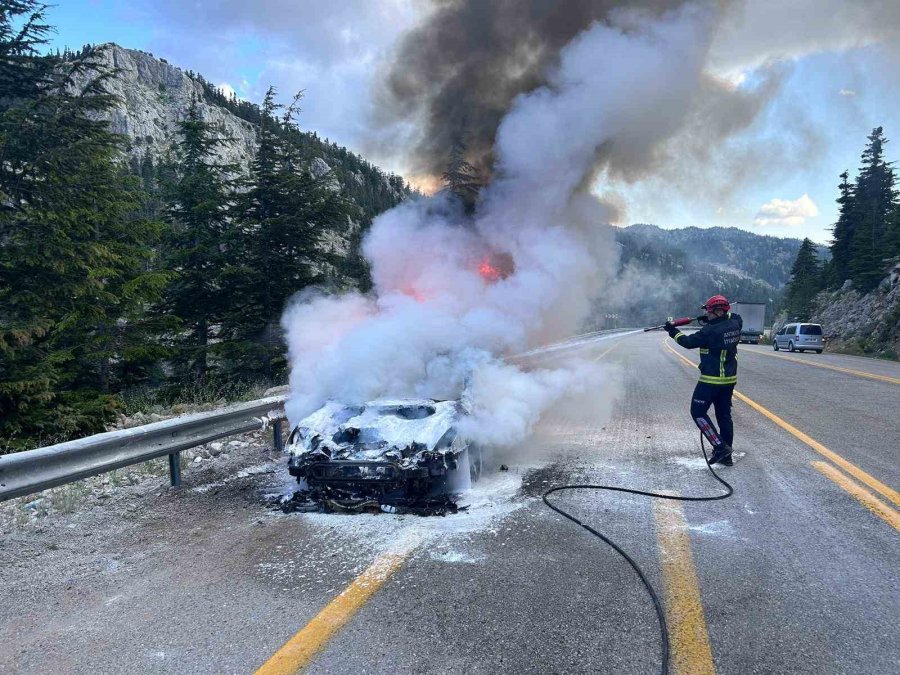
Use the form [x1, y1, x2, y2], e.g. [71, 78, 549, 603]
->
[619, 224, 829, 288]
[72, 44, 257, 168]
[74, 44, 408, 222]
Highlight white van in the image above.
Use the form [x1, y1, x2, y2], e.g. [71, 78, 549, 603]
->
[773, 323, 824, 353]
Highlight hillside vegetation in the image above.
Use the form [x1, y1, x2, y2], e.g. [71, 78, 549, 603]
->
[0, 3, 408, 452]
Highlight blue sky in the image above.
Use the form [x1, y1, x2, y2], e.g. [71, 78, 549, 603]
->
[46, 1, 900, 244]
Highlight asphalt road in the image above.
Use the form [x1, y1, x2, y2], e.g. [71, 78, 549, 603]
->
[1, 332, 898, 674]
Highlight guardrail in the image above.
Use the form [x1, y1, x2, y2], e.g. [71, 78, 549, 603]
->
[0, 395, 288, 503]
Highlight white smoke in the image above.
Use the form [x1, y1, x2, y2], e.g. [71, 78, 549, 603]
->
[283, 5, 716, 448]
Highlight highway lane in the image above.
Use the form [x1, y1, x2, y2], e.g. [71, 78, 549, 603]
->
[735, 343, 900, 490]
[1, 332, 898, 674]
[740, 342, 900, 385]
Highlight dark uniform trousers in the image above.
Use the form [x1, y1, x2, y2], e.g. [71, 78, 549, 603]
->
[690, 382, 734, 448]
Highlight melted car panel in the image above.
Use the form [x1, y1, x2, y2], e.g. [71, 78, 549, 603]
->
[284, 398, 476, 513]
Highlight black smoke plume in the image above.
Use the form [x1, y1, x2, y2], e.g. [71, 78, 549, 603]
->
[378, 0, 692, 178]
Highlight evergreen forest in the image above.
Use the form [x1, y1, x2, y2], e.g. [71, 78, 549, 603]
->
[0, 1, 407, 452]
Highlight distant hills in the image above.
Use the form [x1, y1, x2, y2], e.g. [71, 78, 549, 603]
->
[592, 224, 828, 327]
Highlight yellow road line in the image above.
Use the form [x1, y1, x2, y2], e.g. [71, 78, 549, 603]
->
[654, 499, 716, 675]
[729, 392, 900, 508]
[811, 461, 900, 531]
[741, 347, 900, 386]
[664, 340, 701, 375]
[663, 339, 900, 508]
[255, 531, 421, 675]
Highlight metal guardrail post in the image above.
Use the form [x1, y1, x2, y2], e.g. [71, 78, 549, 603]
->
[168, 452, 182, 488]
[273, 419, 284, 452]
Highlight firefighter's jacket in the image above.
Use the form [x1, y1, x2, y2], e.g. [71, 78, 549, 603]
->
[667, 312, 743, 385]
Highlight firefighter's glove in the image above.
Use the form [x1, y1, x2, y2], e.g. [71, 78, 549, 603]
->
[696, 314, 709, 324]
[664, 321, 678, 337]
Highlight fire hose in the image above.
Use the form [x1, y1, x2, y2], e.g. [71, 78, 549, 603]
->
[542, 432, 733, 675]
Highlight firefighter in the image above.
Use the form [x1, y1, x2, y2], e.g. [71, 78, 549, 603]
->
[665, 295, 742, 466]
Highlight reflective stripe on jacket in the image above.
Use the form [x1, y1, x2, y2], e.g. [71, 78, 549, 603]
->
[671, 312, 742, 385]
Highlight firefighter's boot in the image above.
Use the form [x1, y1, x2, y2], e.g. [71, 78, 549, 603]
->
[709, 444, 734, 466]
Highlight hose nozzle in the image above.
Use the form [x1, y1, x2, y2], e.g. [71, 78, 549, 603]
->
[643, 316, 697, 332]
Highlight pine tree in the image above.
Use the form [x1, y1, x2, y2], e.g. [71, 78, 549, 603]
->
[784, 238, 823, 319]
[441, 138, 481, 212]
[826, 170, 857, 288]
[848, 127, 897, 292]
[0, 0, 54, 100]
[221, 88, 357, 381]
[0, 2, 166, 451]
[158, 97, 238, 382]
[887, 204, 900, 260]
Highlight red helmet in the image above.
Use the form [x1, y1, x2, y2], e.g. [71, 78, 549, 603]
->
[702, 294, 730, 312]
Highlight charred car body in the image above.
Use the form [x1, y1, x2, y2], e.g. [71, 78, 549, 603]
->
[285, 398, 483, 512]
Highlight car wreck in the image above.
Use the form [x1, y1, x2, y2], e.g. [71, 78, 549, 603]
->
[283, 398, 483, 514]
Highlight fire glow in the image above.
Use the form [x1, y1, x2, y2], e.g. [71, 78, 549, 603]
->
[400, 286, 428, 302]
[477, 252, 515, 283]
[478, 258, 501, 281]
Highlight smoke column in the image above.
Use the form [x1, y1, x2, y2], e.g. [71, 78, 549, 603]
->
[376, 0, 694, 178]
[283, 5, 717, 448]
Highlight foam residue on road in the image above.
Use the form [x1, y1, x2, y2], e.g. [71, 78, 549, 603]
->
[685, 519, 740, 540]
[191, 461, 278, 494]
[302, 470, 525, 540]
[669, 456, 711, 471]
[669, 452, 746, 471]
[258, 470, 528, 589]
[429, 550, 485, 564]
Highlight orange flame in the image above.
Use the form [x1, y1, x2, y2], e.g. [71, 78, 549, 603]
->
[477, 252, 514, 283]
[479, 259, 501, 281]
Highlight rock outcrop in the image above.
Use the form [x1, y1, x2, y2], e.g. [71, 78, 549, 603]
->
[74, 44, 258, 169]
[811, 280, 900, 358]
[68, 43, 409, 288]
[74, 43, 406, 207]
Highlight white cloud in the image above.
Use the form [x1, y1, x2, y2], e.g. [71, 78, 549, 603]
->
[753, 193, 818, 227]
[217, 81, 236, 99]
[839, 88, 856, 97]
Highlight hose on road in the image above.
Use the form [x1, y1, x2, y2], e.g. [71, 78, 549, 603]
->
[542, 434, 733, 675]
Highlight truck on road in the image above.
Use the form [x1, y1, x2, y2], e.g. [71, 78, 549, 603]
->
[731, 301, 765, 344]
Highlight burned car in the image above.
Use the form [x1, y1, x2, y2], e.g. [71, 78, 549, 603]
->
[284, 398, 483, 513]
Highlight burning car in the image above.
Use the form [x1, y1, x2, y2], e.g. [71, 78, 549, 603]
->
[284, 398, 483, 513]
